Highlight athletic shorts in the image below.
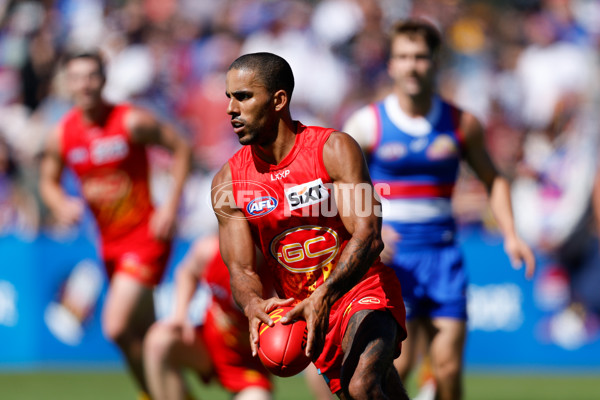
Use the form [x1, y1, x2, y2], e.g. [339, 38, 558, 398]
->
[102, 221, 171, 287]
[390, 243, 467, 320]
[198, 309, 272, 393]
[314, 263, 406, 394]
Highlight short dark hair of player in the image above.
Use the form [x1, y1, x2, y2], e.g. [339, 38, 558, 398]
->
[229, 52, 295, 100]
[62, 51, 106, 78]
[390, 19, 442, 55]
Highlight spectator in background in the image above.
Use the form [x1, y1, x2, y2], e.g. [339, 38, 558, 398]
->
[343, 19, 535, 400]
[39, 52, 191, 399]
[0, 135, 38, 238]
[512, 93, 600, 350]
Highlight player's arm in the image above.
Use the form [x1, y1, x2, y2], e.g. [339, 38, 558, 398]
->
[126, 108, 192, 239]
[284, 131, 384, 359]
[211, 163, 293, 356]
[461, 111, 535, 278]
[171, 236, 219, 324]
[39, 126, 84, 226]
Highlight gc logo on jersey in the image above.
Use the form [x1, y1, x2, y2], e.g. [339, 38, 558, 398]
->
[270, 225, 339, 273]
[247, 196, 278, 216]
[284, 178, 329, 211]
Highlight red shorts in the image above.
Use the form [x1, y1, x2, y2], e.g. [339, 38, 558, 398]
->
[198, 309, 272, 393]
[313, 263, 407, 394]
[102, 221, 171, 287]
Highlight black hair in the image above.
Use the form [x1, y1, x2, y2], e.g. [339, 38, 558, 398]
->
[390, 19, 442, 54]
[229, 52, 294, 99]
[62, 51, 106, 78]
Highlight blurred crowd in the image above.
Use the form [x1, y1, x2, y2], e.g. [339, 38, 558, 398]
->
[1, 0, 600, 338]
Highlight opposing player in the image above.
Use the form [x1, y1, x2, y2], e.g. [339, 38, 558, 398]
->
[211, 52, 409, 400]
[343, 19, 535, 400]
[39, 52, 191, 398]
[144, 236, 272, 400]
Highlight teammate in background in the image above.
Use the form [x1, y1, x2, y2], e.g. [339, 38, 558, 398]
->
[39, 52, 191, 399]
[212, 52, 409, 400]
[144, 236, 272, 400]
[342, 19, 535, 400]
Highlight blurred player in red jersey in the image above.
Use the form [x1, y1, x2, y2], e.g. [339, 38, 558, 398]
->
[39, 52, 191, 398]
[144, 236, 272, 400]
[211, 52, 409, 400]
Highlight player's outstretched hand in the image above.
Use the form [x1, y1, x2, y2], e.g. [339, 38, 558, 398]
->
[504, 234, 536, 279]
[245, 296, 295, 357]
[281, 290, 330, 361]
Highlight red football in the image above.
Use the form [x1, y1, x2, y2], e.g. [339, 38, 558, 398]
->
[257, 306, 311, 377]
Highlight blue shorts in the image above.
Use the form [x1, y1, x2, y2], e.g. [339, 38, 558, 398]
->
[390, 244, 467, 320]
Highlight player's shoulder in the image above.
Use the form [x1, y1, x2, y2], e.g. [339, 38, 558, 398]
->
[58, 107, 82, 128]
[323, 130, 363, 160]
[123, 103, 155, 128]
[211, 161, 232, 189]
[346, 103, 378, 124]
[437, 96, 481, 129]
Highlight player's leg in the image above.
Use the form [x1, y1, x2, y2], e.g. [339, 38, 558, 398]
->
[232, 387, 272, 400]
[393, 317, 427, 381]
[101, 272, 156, 393]
[144, 321, 212, 400]
[429, 317, 466, 400]
[338, 309, 409, 400]
[304, 363, 334, 400]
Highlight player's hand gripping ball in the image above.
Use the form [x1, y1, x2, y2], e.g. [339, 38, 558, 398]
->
[257, 306, 311, 377]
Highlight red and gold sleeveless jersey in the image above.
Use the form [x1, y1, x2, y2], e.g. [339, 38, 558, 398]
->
[227, 123, 384, 302]
[60, 104, 154, 240]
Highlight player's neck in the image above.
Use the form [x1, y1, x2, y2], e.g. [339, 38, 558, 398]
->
[253, 119, 298, 165]
[80, 101, 111, 125]
[394, 90, 433, 118]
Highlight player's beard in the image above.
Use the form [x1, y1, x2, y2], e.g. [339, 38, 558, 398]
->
[237, 125, 260, 145]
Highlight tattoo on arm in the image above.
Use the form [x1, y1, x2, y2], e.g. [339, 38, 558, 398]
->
[323, 236, 379, 305]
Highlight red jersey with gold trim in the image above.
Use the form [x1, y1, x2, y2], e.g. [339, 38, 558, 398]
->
[227, 123, 387, 302]
[59, 104, 154, 241]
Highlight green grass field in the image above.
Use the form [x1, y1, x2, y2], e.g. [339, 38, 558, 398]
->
[0, 370, 598, 400]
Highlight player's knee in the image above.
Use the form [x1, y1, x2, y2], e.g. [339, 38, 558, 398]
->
[233, 386, 272, 400]
[143, 323, 179, 360]
[433, 356, 461, 384]
[102, 316, 131, 345]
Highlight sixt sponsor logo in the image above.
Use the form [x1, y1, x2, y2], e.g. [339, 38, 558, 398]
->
[285, 178, 329, 211]
[90, 136, 129, 165]
[247, 196, 278, 216]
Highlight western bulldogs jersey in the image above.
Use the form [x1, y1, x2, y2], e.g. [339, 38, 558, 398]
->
[227, 123, 388, 302]
[351, 94, 465, 247]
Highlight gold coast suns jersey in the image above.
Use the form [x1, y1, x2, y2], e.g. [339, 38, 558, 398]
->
[226, 123, 385, 302]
